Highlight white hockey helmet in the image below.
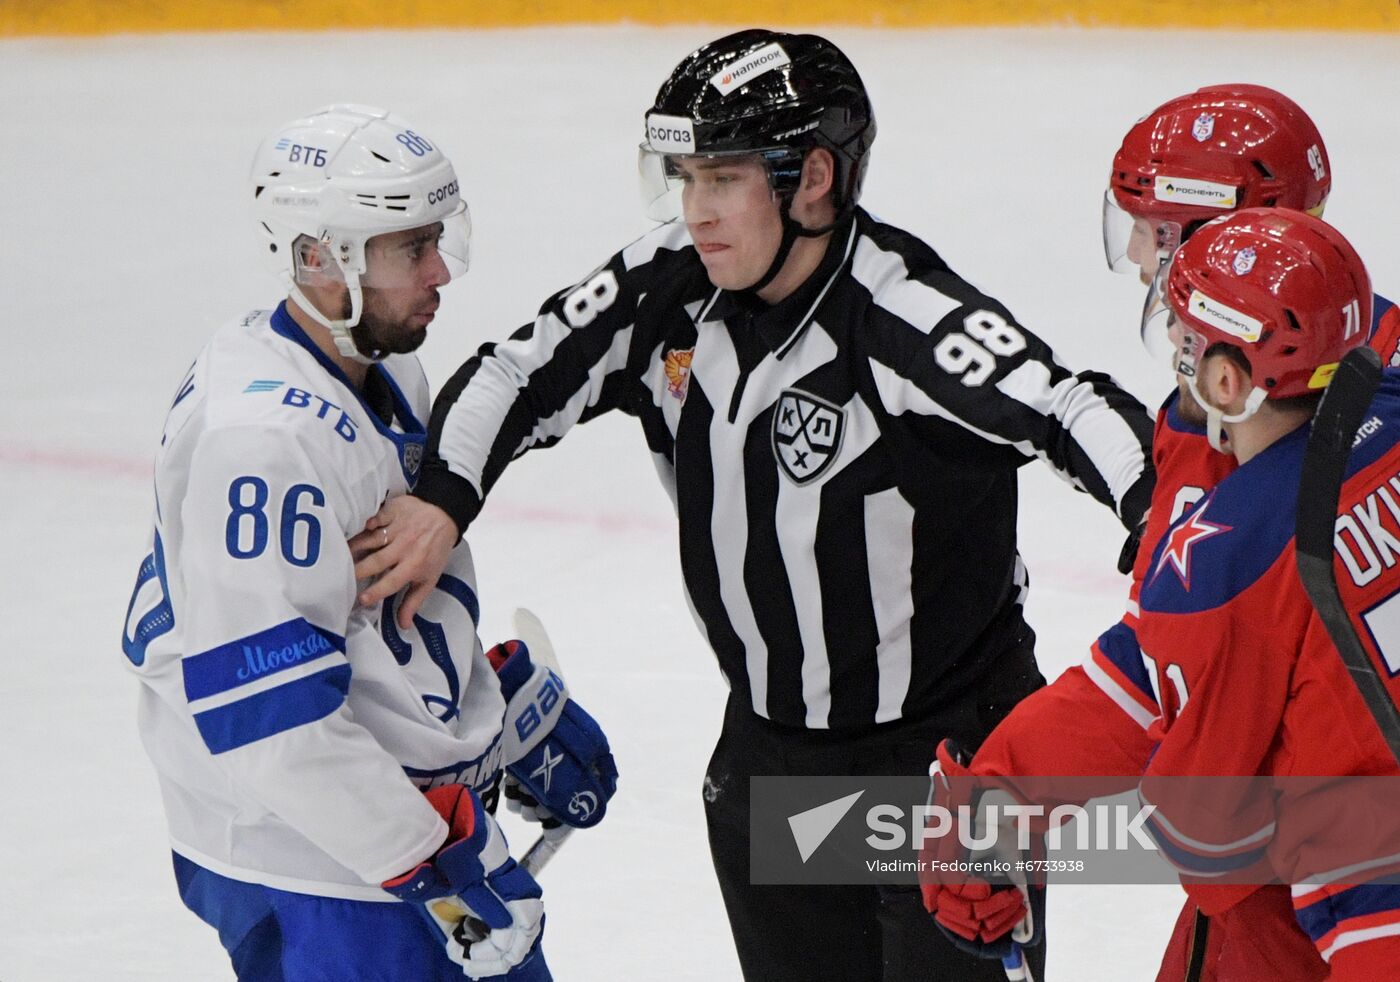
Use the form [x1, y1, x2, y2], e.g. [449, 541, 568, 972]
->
[251, 104, 471, 361]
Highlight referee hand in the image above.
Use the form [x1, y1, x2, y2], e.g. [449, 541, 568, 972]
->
[352, 496, 458, 629]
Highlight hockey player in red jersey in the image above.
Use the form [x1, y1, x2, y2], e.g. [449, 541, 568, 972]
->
[977, 85, 1400, 786]
[923, 87, 1400, 980]
[929, 209, 1400, 979]
[1137, 208, 1400, 977]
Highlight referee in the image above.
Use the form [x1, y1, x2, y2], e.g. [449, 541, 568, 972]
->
[355, 29, 1153, 981]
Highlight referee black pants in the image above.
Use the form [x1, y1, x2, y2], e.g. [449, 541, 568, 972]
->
[703, 649, 1047, 981]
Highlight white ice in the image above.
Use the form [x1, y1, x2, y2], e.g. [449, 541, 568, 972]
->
[3, 23, 1398, 980]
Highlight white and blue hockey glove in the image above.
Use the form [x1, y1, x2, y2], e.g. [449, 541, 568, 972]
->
[490, 640, 618, 828]
[383, 785, 550, 981]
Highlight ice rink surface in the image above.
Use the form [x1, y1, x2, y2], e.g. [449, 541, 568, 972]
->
[3, 22, 1398, 980]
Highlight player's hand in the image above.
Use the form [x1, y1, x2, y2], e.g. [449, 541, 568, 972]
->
[490, 639, 618, 829]
[918, 740, 1042, 961]
[350, 496, 458, 629]
[503, 773, 564, 831]
[382, 785, 549, 980]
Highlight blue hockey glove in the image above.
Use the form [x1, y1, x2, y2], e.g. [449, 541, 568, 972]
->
[383, 785, 550, 981]
[490, 639, 618, 828]
[503, 774, 564, 830]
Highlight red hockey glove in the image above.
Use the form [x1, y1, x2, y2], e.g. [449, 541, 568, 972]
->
[918, 740, 1041, 959]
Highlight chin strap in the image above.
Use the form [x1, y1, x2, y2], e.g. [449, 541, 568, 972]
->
[288, 278, 384, 365]
[745, 198, 843, 296]
[1185, 375, 1268, 452]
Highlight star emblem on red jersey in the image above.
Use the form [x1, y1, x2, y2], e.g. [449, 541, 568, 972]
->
[1151, 498, 1233, 591]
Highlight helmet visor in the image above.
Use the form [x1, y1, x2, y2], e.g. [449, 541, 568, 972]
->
[1102, 191, 1138, 273]
[638, 146, 802, 224]
[359, 202, 471, 288]
[1102, 191, 1182, 281]
[1139, 258, 1179, 368]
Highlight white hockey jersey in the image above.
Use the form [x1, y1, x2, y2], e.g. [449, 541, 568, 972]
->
[121, 303, 506, 900]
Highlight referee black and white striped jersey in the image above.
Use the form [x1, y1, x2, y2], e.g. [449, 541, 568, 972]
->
[416, 207, 1155, 730]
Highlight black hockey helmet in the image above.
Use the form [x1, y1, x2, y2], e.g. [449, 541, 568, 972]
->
[641, 29, 876, 219]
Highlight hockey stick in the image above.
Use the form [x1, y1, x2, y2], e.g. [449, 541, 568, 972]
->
[450, 609, 575, 946]
[1295, 345, 1400, 765]
[510, 607, 577, 876]
[1002, 924, 1035, 982]
[1000, 882, 1036, 982]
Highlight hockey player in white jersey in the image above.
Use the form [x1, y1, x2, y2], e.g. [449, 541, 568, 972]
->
[119, 105, 617, 981]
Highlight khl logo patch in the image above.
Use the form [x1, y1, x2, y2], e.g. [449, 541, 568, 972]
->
[772, 389, 846, 485]
[400, 439, 424, 483]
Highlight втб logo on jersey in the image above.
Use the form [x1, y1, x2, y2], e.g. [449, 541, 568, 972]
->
[772, 389, 846, 485]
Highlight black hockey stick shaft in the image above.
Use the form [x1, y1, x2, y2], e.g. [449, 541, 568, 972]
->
[1295, 345, 1400, 765]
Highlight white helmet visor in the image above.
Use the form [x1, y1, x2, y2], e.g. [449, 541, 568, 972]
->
[357, 201, 471, 288]
[638, 146, 800, 225]
[1102, 191, 1182, 279]
[1139, 257, 1178, 367]
[1102, 191, 1139, 274]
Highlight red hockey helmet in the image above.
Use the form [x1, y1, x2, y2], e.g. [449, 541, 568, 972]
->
[1166, 207, 1369, 401]
[1104, 85, 1330, 273]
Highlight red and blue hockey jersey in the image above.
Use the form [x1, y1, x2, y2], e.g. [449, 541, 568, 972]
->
[1134, 369, 1400, 976]
[972, 387, 1234, 779]
[966, 298, 1400, 979]
[974, 294, 1400, 781]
